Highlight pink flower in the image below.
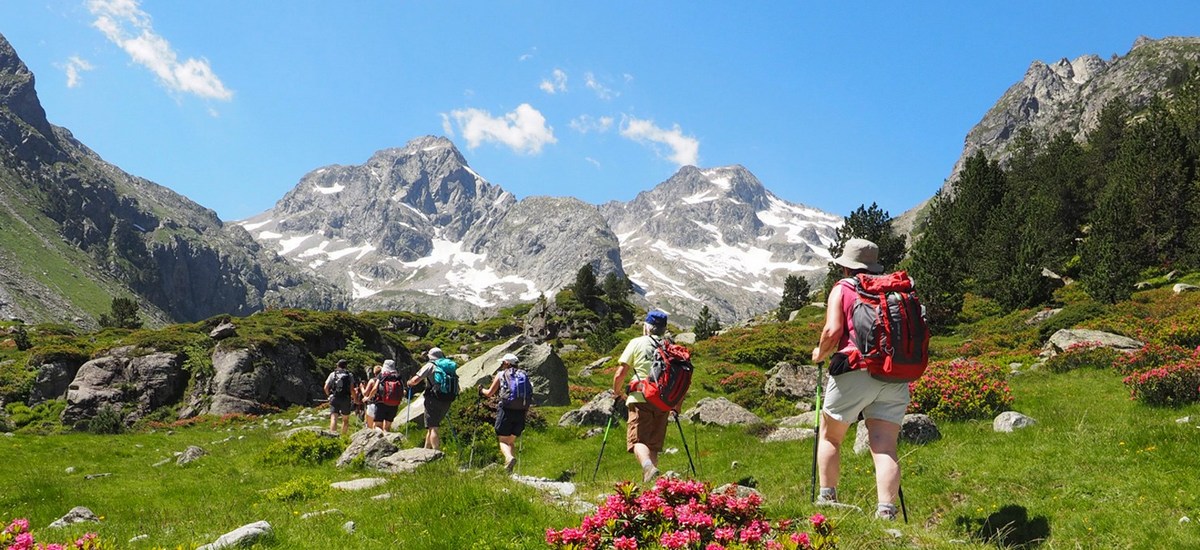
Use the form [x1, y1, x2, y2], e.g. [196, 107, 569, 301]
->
[766, 541, 784, 550]
[5, 519, 29, 535]
[41, 545, 66, 550]
[613, 535, 638, 550]
[705, 544, 725, 550]
[791, 532, 812, 548]
[714, 526, 736, 541]
[12, 532, 35, 550]
[659, 530, 692, 549]
[810, 513, 826, 527]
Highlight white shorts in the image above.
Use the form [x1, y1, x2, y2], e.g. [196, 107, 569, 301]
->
[822, 369, 910, 425]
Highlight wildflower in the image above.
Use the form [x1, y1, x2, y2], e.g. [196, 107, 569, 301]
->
[810, 513, 826, 527]
[791, 531, 812, 547]
[613, 535, 638, 550]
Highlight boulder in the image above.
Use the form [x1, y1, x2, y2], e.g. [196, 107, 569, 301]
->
[673, 333, 697, 345]
[681, 398, 763, 426]
[62, 347, 187, 428]
[900, 414, 941, 444]
[1174, 283, 1199, 294]
[778, 412, 818, 428]
[376, 447, 444, 474]
[577, 356, 610, 378]
[209, 322, 237, 340]
[763, 427, 814, 443]
[331, 478, 388, 491]
[714, 483, 762, 500]
[763, 362, 822, 401]
[196, 521, 273, 550]
[29, 361, 83, 404]
[276, 426, 339, 440]
[558, 390, 627, 427]
[47, 506, 100, 529]
[1024, 308, 1062, 325]
[335, 429, 406, 468]
[994, 411, 1037, 433]
[404, 338, 569, 427]
[1041, 329, 1143, 359]
[176, 445, 207, 465]
[853, 420, 870, 455]
[183, 342, 323, 417]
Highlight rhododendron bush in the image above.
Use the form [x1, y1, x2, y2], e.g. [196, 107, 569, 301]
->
[907, 359, 1013, 421]
[545, 478, 836, 549]
[1123, 360, 1200, 406]
[0, 518, 106, 550]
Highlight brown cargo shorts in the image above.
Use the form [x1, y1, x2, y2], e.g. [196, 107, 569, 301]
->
[626, 402, 670, 453]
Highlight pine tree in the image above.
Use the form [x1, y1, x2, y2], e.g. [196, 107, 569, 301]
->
[777, 275, 811, 321]
[601, 272, 632, 302]
[98, 297, 143, 330]
[1080, 182, 1141, 303]
[574, 264, 601, 310]
[823, 203, 907, 292]
[907, 191, 966, 328]
[692, 306, 722, 340]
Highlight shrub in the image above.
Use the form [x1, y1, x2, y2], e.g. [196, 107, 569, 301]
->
[5, 400, 66, 434]
[86, 405, 125, 434]
[908, 359, 1014, 421]
[264, 475, 329, 502]
[260, 430, 345, 466]
[1037, 302, 1107, 341]
[719, 371, 766, 394]
[730, 344, 796, 367]
[1158, 315, 1200, 348]
[1, 517, 107, 549]
[569, 384, 602, 405]
[1113, 343, 1195, 375]
[1123, 361, 1200, 406]
[1044, 342, 1119, 373]
[545, 478, 836, 550]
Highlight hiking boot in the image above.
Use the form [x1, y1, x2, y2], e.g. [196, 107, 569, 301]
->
[815, 492, 862, 511]
[642, 465, 660, 483]
[876, 504, 898, 521]
[505, 458, 517, 474]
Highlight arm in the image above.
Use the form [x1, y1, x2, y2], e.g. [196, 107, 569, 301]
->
[812, 284, 845, 363]
[481, 373, 502, 398]
[612, 363, 631, 400]
[407, 364, 427, 387]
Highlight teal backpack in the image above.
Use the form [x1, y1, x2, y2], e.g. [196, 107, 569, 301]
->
[429, 357, 460, 401]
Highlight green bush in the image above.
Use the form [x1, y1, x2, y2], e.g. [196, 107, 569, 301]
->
[1037, 302, 1108, 341]
[1113, 343, 1195, 375]
[5, 400, 66, 434]
[729, 344, 796, 367]
[260, 430, 345, 466]
[86, 405, 125, 434]
[908, 359, 1014, 421]
[1044, 342, 1120, 373]
[264, 475, 329, 502]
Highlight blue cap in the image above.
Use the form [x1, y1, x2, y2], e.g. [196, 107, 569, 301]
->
[645, 310, 668, 327]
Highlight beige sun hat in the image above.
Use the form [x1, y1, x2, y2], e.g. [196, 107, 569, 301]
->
[832, 238, 884, 273]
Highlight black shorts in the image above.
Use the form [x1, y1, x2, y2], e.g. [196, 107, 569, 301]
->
[329, 396, 352, 416]
[495, 407, 527, 437]
[374, 403, 399, 422]
[423, 397, 452, 428]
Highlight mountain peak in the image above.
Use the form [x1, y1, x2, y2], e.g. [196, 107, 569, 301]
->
[0, 32, 56, 146]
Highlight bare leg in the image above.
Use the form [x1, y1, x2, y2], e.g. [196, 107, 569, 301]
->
[498, 435, 516, 463]
[426, 427, 441, 450]
[865, 418, 901, 505]
[817, 412, 851, 490]
[328, 414, 337, 433]
[632, 443, 658, 468]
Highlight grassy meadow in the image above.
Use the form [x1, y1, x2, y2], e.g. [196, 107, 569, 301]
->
[3, 279, 1200, 548]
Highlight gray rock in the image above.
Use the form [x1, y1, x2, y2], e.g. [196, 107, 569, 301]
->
[1041, 329, 1143, 359]
[331, 478, 389, 491]
[681, 397, 763, 426]
[187, 343, 323, 417]
[558, 390, 627, 427]
[342, 521, 356, 534]
[1177, 416, 1192, 424]
[900, 414, 941, 444]
[371, 493, 393, 500]
[763, 427, 814, 443]
[577, 356, 610, 378]
[195, 520, 273, 550]
[853, 420, 870, 455]
[779, 412, 818, 428]
[84, 473, 112, 480]
[994, 411, 1037, 433]
[64, 466, 76, 474]
[62, 347, 187, 428]
[1174, 283, 1199, 294]
[177, 446, 207, 465]
[1025, 308, 1062, 325]
[713, 483, 762, 500]
[764, 362, 822, 401]
[129, 534, 149, 543]
[29, 361, 83, 404]
[300, 509, 341, 520]
[48, 506, 100, 529]
[209, 322, 237, 340]
[335, 429, 406, 469]
[581, 427, 604, 439]
[277, 426, 339, 440]
[673, 333, 697, 345]
[376, 447, 444, 474]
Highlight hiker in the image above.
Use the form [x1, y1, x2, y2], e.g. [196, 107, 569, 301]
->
[811, 237, 910, 520]
[480, 353, 532, 474]
[408, 347, 457, 450]
[612, 310, 672, 483]
[323, 359, 356, 436]
[368, 359, 405, 432]
[361, 365, 382, 429]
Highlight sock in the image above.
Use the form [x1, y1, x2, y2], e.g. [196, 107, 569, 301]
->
[641, 460, 655, 469]
[819, 487, 836, 500]
[877, 503, 898, 515]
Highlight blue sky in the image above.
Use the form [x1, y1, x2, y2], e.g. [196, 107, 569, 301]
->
[3, 2, 1200, 222]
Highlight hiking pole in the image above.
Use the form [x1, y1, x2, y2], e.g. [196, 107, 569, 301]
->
[591, 411, 616, 482]
[692, 416, 701, 477]
[899, 485, 908, 524]
[517, 431, 524, 476]
[673, 411, 697, 477]
[811, 361, 824, 504]
[404, 386, 413, 439]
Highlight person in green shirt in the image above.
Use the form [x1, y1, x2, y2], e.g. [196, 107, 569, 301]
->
[612, 309, 671, 483]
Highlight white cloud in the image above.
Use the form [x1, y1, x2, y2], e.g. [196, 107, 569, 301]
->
[87, 0, 232, 101]
[539, 68, 567, 94]
[569, 115, 614, 134]
[584, 72, 617, 100]
[440, 113, 455, 137]
[449, 103, 557, 155]
[62, 56, 94, 88]
[585, 157, 601, 168]
[620, 116, 700, 167]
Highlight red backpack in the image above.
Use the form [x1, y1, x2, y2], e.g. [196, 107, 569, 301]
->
[628, 336, 694, 412]
[378, 373, 405, 406]
[848, 271, 931, 382]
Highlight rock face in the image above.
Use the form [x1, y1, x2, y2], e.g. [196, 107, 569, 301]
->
[763, 362, 822, 401]
[0, 33, 347, 327]
[62, 347, 187, 428]
[559, 390, 628, 427]
[181, 342, 324, 417]
[239, 137, 625, 320]
[897, 37, 1200, 235]
[29, 361, 83, 404]
[681, 397, 763, 426]
[601, 165, 840, 324]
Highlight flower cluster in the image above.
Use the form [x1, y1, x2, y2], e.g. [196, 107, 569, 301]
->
[908, 359, 1013, 421]
[1044, 341, 1119, 373]
[1122, 361, 1200, 406]
[545, 479, 836, 549]
[1112, 343, 1196, 375]
[0, 518, 106, 550]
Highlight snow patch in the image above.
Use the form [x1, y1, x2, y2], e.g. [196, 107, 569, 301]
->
[683, 189, 719, 204]
[242, 219, 272, 232]
[314, 182, 345, 195]
[278, 234, 315, 255]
